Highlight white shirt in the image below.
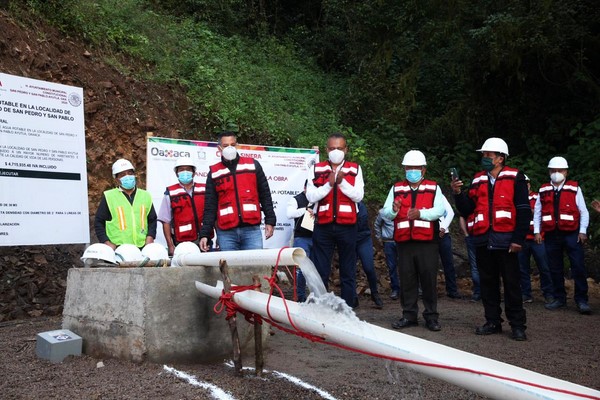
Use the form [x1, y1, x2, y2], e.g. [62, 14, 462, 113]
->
[533, 181, 589, 234]
[305, 161, 364, 211]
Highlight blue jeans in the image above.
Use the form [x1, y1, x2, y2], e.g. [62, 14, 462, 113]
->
[383, 241, 400, 292]
[356, 236, 379, 294]
[438, 234, 458, 295]
[311, 223, 358, 307]
[465, 236, 480, 297]
[216, 225, 263, 251]
[293, 236, 312, 301]
[544, 231, 588, 303]
[518, 239, 554, 298]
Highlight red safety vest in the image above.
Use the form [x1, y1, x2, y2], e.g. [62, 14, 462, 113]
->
[167, 183, 207, 243]
[525, 192, 541, 240]
[468, 167, 518, 236]
[538, 181, 580, 232]
[392, 179, 437, 242]
[312, 160, 359, 225]
[209, 157, 262, 230]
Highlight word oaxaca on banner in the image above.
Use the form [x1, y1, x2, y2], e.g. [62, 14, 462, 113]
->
[147, 136, 319, 249]
[0, 72, 88, 246]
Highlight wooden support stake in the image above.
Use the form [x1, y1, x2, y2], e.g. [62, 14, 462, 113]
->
[253, 275, 264, 377]
[220, 259, 242, 376]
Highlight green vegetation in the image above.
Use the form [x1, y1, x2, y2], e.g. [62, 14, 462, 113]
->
[11, 0, 600, 221]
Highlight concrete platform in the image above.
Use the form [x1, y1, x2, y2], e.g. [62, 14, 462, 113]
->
[62, 265, 271, 364]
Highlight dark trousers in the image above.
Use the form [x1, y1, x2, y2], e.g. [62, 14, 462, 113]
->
[356, 236, 379, 294]
[383, 241, 400, 292]
[518, 239, 554, 299]
[545, 231, 588, 303]
[397, 241, 439, 322]
[311, 222, 358, 307]
[438, 234, 458, 295]
[476, 246, 526, 329]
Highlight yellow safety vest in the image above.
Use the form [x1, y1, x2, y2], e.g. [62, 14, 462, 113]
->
[104, 188, 152, 247]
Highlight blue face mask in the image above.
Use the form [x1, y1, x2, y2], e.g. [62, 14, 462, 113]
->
[406, 169, 422, 183]
[119, 175, 136, 190]
[178, 171, 194, 185]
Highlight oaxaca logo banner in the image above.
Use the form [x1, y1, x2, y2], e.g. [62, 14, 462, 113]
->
[147, 136, 319, 249]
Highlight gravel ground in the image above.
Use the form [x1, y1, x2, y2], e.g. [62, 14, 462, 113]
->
[1, 281, 599, 400]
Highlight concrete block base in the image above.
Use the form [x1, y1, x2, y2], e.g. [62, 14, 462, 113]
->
[62, 265, 271, 364]
[36, 329, 82, 363]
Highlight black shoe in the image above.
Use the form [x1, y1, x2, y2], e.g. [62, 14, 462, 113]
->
[447, 292, 463, 299]
[544, 299, 566, 310]
[576, 302, 592, 315]
[352, 298, 359, 309]
[426, 320, 441, 331]
[389, 290, 399, 300]
[544, 295, 555, 304]
[391, 318, 418, 329]
[371, 293, 384, 309]
[511, 327, 527, 341]
[475, 321, 502, 335]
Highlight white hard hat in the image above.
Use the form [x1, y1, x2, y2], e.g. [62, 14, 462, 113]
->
[115, 244, 144, 263]
[477, 137, 509, 156]
[112, 158, 135, 177]
[141, 243, 169, 260]
[174, 157, 197, 173]
[173, 242, 201, 257]
[547, 156, 569, 169]
[402, 150, 427, 166]
[81, 243, 116, 265]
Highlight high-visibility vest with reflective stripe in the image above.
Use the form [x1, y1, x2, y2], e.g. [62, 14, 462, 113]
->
[312, 160, 359, 225]
[167, 183, 207, 243]
[209, 158, 262, 230]
[539, 181, 580, 232]
[392, 179, 437, 242]
[104, 188, 153, 247]
[467, 167, 518, 236]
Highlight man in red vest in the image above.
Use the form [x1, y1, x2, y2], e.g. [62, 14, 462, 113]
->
[199, 132, 276, 251]
[533, 156, 591, 314]
[518, 175, 554, 304]
[306, 133, 364, 308]
[157, 157, 210, 255]
[383, 150, 445, 331]
[452, 138, 530, 341]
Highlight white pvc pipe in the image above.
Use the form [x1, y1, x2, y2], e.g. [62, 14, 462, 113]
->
[195, 280, 600, 400]
[172, 248, 305, 268]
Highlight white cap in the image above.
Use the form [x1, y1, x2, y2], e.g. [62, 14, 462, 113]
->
[547, 156, 568, 169]
[141, 243, 169, 260]
[477, 137, 509, 156]
[174, 157, 197, 173]
[402, 150, 427, 166]
[112, 158, 135, 177]
[81, 243, 116, 265]
[115, 244, 144, 263]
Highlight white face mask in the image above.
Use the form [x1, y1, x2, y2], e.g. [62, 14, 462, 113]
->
[550, 172, 565, 184]
[221, 146, 237, 161]
[328, 149, 345, 165]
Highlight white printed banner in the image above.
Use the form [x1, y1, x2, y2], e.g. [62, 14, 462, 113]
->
[147, 137, 319, 249]
[0, 72, 88, 246]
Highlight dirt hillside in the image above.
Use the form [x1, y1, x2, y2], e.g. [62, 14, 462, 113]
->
[0, 9, 202, 321]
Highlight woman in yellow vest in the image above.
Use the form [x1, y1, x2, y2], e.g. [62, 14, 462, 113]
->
[94, 158, 157, 249]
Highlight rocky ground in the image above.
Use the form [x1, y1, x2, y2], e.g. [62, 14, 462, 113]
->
[1, 280, 599, 400]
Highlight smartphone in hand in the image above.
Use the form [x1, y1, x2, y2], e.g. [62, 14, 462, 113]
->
[449, 167, 459, 181]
